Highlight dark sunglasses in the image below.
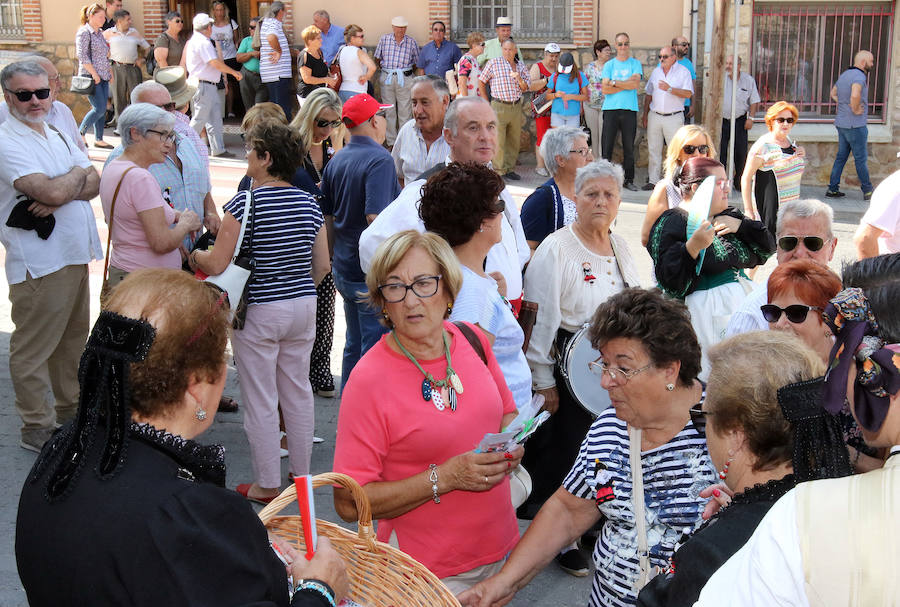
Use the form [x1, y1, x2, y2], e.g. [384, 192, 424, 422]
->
[173, 18, 183, 23]
[249, 25, 256, 30]
[678, 41, 690, 46]
[616, 42, 630, 46]
[316, 118, 342, 128]
[760, 303, 822, 324]
[157, 101, 177, 111]
[775, 116, 795, 124]
[8, 88, 50, 102]
[658, 54, 670, 59]
[689, 403, 712, 436]
[682, 144, 709, 155]
[777, 235, 826, 252]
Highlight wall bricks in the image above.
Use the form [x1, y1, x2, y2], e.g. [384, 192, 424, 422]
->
[22, 0, 42, 42]
[142, 0, 167, 39]
[428, 0, 450, 29]
[571, 0, 593, 46]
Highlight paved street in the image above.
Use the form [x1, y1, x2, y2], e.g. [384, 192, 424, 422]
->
[0, 133, 869, 606]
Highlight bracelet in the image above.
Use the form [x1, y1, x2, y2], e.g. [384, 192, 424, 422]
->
[429, 463, 440, 504]
[293, 579, 336, 607]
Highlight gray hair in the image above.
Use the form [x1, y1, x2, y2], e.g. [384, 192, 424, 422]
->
[412, 74, 450, 102]
[575, 159, 625, 194]
[130, 80, 169, 104]
[266, 1, 285, 19]
[540, 126, 586, 176]
[776, 198, 835, 238]
[119, 102, 175, 147]
[0, 60, 47, 90]
[313, 9, 330, 21]
[165, 10, 181, 22]
[444, 96, 491, 136]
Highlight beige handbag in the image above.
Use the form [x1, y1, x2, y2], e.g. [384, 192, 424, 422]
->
[100, 166, 136, 309]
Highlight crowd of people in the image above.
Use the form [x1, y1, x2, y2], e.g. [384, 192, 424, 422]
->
[4, 7, 900, 607]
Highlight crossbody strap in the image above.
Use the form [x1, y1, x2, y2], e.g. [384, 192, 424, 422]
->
[103, 165, 137, 281]
[231, 185, 254, 260]
[628, 424, 651, 591]
[453, 321, 487, 366]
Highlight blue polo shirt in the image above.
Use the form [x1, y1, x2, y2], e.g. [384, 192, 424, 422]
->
[834, 66, 868, 129]
[418, 40, 462, 76]
[678, 57, 696, 107]
[600, 57, 643, 111]
[320, 23, 345, 65]
[320, 135, 400, 282]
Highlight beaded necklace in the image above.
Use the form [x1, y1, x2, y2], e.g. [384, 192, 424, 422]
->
[392, 330, 464, 411]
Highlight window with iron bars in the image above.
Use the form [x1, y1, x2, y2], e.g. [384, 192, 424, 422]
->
[751, 1, 893, 123]
[451, 0, 571, 43]
[0, 0, 24, 40]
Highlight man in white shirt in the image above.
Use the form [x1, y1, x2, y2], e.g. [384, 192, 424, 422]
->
[855, 167, 900, 257]
[104, 9, 149, 126]
[360, 96, 530, 305]
[721, 55, 760, 190]
[391, 75, 451, 186]
[0, 61, 102, 452]
[184, 12, 241, 158]
[0, 55, 86, 152]
[640, 46, 693, 189]
[725, 198, 837, 336]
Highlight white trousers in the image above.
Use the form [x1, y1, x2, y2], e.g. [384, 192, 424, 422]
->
[647, 111, 684, 184]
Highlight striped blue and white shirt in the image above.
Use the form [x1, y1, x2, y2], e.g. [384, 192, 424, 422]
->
[224, 186, 323, 305]
[563, 403, 716, 607]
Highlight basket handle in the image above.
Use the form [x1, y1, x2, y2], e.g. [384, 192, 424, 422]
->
[257, 472, 376, 547]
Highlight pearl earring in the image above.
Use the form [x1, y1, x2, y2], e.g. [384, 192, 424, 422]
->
[665, 383, 675, 391]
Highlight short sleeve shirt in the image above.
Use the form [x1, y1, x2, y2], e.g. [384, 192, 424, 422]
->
[155, 31, 185, 67]
[677, 57, 696, 106]
[236, 36, 259, 72]
[457, 53, 481, 96]
[374, 34, 419, 70]
[259, 18, 292, 82]
[861, 168, 900, 254]
[600, 57, 643, 111]
[548, 71, 588, 116]
[645, 62, 693, 114]
[185, 31, 220, 82]
[835, 66, 868, 128]
[417, 40, 462, 76]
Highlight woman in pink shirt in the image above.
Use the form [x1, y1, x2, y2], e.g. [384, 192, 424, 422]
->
[100, 103, 201, 285]
[333, 230, 522, 594]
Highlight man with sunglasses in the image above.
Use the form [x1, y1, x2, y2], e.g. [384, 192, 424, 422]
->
[600, 32, 643, 191]
[826, 50, 875, 200]
[417, 20, 461, 78]
[0, 60, 102, 452]
[726, 198, 837, 336]
[640, 46, 692, 190]
[721, 55, 760, 191]
[236, 17, 268, 112]
[0, 55, 86, 153]
[672, 36, 696, 122]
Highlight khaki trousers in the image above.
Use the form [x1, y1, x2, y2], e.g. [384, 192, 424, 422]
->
[380, 72, 414, 147]
[9, 264, 90, 431]
[491, 100, 523, 175]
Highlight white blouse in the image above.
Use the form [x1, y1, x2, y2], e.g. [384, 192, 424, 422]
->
[523, 225, 641, 389]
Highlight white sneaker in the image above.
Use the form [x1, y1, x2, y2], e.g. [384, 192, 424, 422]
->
[313, 436, 324, 444]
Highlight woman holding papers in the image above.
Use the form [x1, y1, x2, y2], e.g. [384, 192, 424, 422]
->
[333, 230, 522, 594]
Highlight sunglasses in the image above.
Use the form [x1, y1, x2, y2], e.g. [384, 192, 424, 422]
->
[689, 403, 712, 435]
[316, 118, 342, 128]
[658, 54, 670, 59]
[8, 88, 50, 102]
[173, 18, 182, 23]
[760, 303, 822, 324]
[156, 101, 177, 111]
[775, 116, 796, 124]
[777, 235, 826, 252]
[249, 25, 256, 30]
[616, 42, 630, 46]
[682, 144, 709, 155]
[678, 42, 690, 46]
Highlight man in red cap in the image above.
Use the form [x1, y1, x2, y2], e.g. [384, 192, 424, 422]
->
[320, 94, 401, 391]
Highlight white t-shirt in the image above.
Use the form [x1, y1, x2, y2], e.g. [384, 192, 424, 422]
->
[861, 168, 900, 254]
[211, 19, 238, 59]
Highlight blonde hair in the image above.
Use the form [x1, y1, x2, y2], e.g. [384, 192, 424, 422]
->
[302, 25, 322, 44]
[366, 231, 463, 324]
[80, 2, 105, 24]
[241, 101, 286, 131]
[290, 87, 343, 152]
[466, 31, 485, 47]
[663, 124, 716, 179]
[344, 24, 363, 44]
[765, 101, 799, 130]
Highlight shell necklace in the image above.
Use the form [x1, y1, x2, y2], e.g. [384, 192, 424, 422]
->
[392, 330, 464, 412]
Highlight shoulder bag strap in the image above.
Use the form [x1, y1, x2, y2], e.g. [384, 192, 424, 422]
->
[628, 424, 652, 591]
[46, 124, 71, 154]
[453, 321, 488, 366]
[232, 186, 253, 260]
[103, 165, 137, 281]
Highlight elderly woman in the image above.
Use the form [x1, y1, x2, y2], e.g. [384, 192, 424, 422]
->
[419, 162, 531, 409]
[15, 269, 348, 607]
[529, 43, 560, 176]
[457, 32, 485, 98]
[298, 25, 337, 102]
[694, 254, 900, 606]
[259, 1, 295, 120]
[191, 122, 330, 503]
[647, 156, 774, 377]
[76, 3, 112, 148]
[520, 126, 594, 251]
[154, 11, 186, 68]
[765, 258, 882, 473]
[636, 330, 849, 607]
[100, 103, 201, 285]
[640, 124, 717, 246]
[741, 101, 805, 235]
[337, 24, 375, 103]
[332, 230, 522, 593]
[460, 287, 718, 607]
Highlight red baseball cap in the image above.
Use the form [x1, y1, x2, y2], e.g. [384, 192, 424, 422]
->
[342, 94, 393, 128]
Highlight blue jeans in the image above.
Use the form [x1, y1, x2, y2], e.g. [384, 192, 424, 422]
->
[829, 125, 872, 193]
[338, 89, 361, 103]
[332, 270, 388, 392]
[265, 77, 293, 121]
[78, 78, 109, 140]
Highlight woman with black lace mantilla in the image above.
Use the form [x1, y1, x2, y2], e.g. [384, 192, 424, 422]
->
[15, 269, 348, 607]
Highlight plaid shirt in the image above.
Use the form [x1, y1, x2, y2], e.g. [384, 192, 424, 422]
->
[374, 34, 419, 70]
[479, 57, 530, 102]
[173, 111, 209, 170]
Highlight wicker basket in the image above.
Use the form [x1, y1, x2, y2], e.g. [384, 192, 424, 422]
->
[258, 472, 461, 607]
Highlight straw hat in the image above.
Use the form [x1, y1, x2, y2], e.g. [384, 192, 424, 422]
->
[154, 67, 197, 108]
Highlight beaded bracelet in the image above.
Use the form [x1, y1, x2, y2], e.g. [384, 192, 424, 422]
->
[293, 578, 336, 607]
[429, 463, 440, 504]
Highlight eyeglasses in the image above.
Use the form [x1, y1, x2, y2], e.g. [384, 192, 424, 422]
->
[777, 235, 827, 252]
[716, 179, 731, 193]
[249, 25, 255, 30]
[616, 42, 630, 47]
[146, 129, 176, 143]
[760, 303, 822, 324]
[775, 116, 796, 124]
[156, 101, 177, 111]
[378, 275, 441, 303]
[588, 357, 653, 384]
[682, 144, 709, 155]
[7, 88, 50, 102]
[316, 118, 342, 128]
[689, 403, 712, 435]
[658, 54, 670, 59]
[569, 148, 591, 157]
